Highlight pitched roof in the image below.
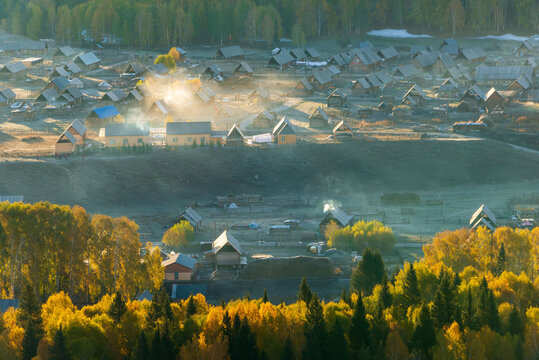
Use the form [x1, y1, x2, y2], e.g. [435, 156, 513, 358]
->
[327, 88, 347, 99]
[290, 48, 307, 60]
[227, 124, 245, 140]
[309, 107, 328, 121]
[161, 253, 197, 269]
[150, 100, 170, 115]
[366, 73, 382, 87]
[461, 47, 486, 61]
[485, 87, 503, 100]
[394, 64, 419, 78]
[305, 47, 320, 58]
[509, 74, 530, 90]
[416, 52, 438, 68]
[352, 77, 371, 90]
[68, 119, 87, 136]
[102, 89, 125, 102]
[348, 48, 381, 65]
[76, 52, 100, 66]
[90, 105, 120, 119]
[310, 69, 333, 85]
[410, 44, 427, 56]
[147, 63, 170, 75]
[54, 46, 76, 57]
[64, 87, 83, 100]
[475, 65, 534, 82]
[127, 89, 144, 101]
[59, 130, 77, 144]
[105, 123, 149, 137]
[166, 121, 211, 135]
[470, 204, 497, 226]
[64, 62, 82, 74]
[204, 64, 223, 75]
[328, 65, 341, 76]
[437, 54, 455, 68]
[378, 47, 398, 59]
[212, 230, 242, 254]
[125, 63, 144, 75]
[323, 205, 353, 226]
[404, 84, 427, 101]
[525, 57, 537, 68]
[333, 120, 353, 134]
[179, 207, 202, 226]
[375, 71, 392, 84]
[50, 76, 70, 91]
[272, 116, 295, 136]
[462, 85, 487, 102]
[216, 45, 244, 58]
[269, 52, 294, 66]
[234, 61, 253, 74]
[296, 77, 313, 91]
[36, 88, 59, 102]
[0, 88, 16, 100]
[1, 62, 26, 74]
[51, 67, 70, 78]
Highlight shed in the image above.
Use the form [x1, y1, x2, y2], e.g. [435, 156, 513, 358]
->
[233, 62, 254, 77]
[162, 253, 197, 281]
[177, 207, 203, 230]
[326, 88, 347, 108]
[308, 107, 329, 128]
[295, 77, 313, 94]
[74, 52, 101, 71]
[332, 120, 354, 140]
[253, 110, 276, 128]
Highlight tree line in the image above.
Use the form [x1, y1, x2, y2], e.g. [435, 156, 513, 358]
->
[0, 0, 536, 49]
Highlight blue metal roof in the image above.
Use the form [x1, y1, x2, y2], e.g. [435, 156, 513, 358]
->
[171, 284, 207, 300]
[92, 105, 120, 119]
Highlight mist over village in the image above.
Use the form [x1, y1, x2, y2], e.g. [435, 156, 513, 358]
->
[0, 1, 537, 359]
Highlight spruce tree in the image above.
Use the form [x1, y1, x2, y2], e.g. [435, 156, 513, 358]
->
[134, 330, 150, 360]
[280, 337, 295, 360]
[231, 318, 259, 360]
[494, 242, 507, 276]
[351, 248, 386, 295]
[379, 274, 393, 309]
[49, 327, 71, 360]
[327, 319, 350, 360]
[302, 294, 328, 360]
[262, 289, 269, 303]
[349, 293, 370, 357]
[477, 278, 500, 332]
[297, 277, 313, 305]
[369, 301, 389, 357]
[150, 329, 162, 360]
[160, 327, 176, 360]
[431, 290, 446, 328]
[508, 307, 524, 337]
[402, 264, 420, 309]
[410, 303, 436, 359]
[21, 318, 39, 360]
[108, 291, 127, 324]
[19, 283, 43, 360]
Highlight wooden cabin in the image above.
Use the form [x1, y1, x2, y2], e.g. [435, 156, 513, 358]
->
[166, 121, 211, 146]
[225, 124, 245, 146]
[104, 123, 150, 147]
[253, 110, 276, 128]
[272, 117, 296, 145]
[332, 120, 354, 140]
[207, 231, 242, 268]
[470, 204, 497, 231]
[162, 253, 197, 281]
[177, 207, 202, 230]
[308, 107, 329, 128]
[320, 206, 353, 234]
[86, 105, 123, 128]
[55, 120, 87, 154]
[326, 88, 347, 108]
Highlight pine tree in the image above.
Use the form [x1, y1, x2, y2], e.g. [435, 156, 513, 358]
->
[298, 277, 313, 304]
[431, 290, 446, 328]
[410, 303, 436, 359]
[351, 248, 386, 295]
[280, 337, 295, 360]
[402, 264, 420, 309]
[508, 307, 524, 337]
[349, 293, 370, 357]
[462, 287, 475, 330]
[160, 327, 176, 360]
[134, 330, 150, 360]
[19, 283, 43, 360]
[186, 294, 197, 316]
[327, 319, 350, 360]
[231, 317, 259, 360]
[108, 291, 127, 324]
[340, 288, 351, 306]
[49, 327, 71, 360]
[262, 288, 269, 303]
[477, 277, 500, 332]
[21, 318, 39, 360]
[369, 301, 389, 357]
[302, 294, 328, 360]
[494, 242, 507, 276]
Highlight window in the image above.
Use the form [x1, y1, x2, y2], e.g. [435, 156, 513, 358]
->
[110, 139, 116, 145]
[200, 137, 206, 144]
[173, 137, 178, 143]
[174, 272, 179, 280]
[281, 136, 286, 142]
[123, 139, 129, 145]
[187, 137, 192, 142]
[137, 138, 143, 144]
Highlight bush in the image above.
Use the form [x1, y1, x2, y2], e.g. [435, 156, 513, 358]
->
[327, 220, 396, 253]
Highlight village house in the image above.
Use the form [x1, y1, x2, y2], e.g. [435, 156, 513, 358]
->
[225, 124, 245, 146]
[215, 45, 244, 59]
[11, 102, 35, 121]
[101, 89, 126, 103]
[0, 62, 28, 80]
[365, 73, 382, 93]
[253, 110, 277, 128]
[290, 48, 307, 61]
[64, 62, 82, 78]
[203, 64, 224, 79]
[177, 207, 203, 230]
[516, 38, 539, 56]
[44, 76, 70, 93]
[475, 65, 534, 86]
[375, 71, 393, 86]
[351, 77, 372, 95]
[125, 89, 144, 104]
[162, 253, 197, 282]
[52, 46, 76, 63]
[309, 69, 334, 90]
[470, 204, 497, 231]
[440, 38, 460, 55]
[377, 47, 398, 62]
[348, 47, 381, 72]
[272, 116, 296, 145]
[507, 74, 531, 96]
[55, 120, 87, 154]
[147, 100, 172, 126]
[393, 64, 419, 80]
[308, 107, 329, 128]
[327, 65, 341, 77]
[50, 67, 70, 80]
[233, 62, 254, 78]
[295, 77, 313, 94]
[332, 120, 354, 141]
[268, 51, 294, 69]
[320, 205, 353, 234]
[63, 87, 84, 106]
[206, 231, 243, 268]
[305, 47, 321, 59]
[0, 88, 16, 106]
[461, 85, 487, 107]
[485, 88, 504, 112]
[403, 84, 428, 107]
[86, 105, 123, 128]
[104, 123, 150, 147]
[123, 63, 145, 77]
[460, 47, 487, 63]
[74, 52, 101, 71]
[414, 51, 438, 70]
[248, 87, 270, 103]
[327, 88, 347, 108]
[35, 88, 59, 104]
[433, 54, 455, 75]
[166, 121, 211, 146]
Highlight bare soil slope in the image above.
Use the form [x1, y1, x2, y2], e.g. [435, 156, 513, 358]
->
[0, 140, 537, 215]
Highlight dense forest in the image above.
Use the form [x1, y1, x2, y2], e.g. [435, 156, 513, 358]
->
[0, 201, 538, 359]
[0, 0, 537, 48]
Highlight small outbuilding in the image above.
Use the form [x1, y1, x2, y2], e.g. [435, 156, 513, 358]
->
[308, 107, 329, 128]
[332, 120, 354, 140]
[470, 204, 497, 231]
[272, 116, 296, 145]
[326, 88, 347, 108]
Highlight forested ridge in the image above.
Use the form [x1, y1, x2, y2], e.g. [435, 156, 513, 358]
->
[0, 0, 537, 48]
[0, 201, 538, 359]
